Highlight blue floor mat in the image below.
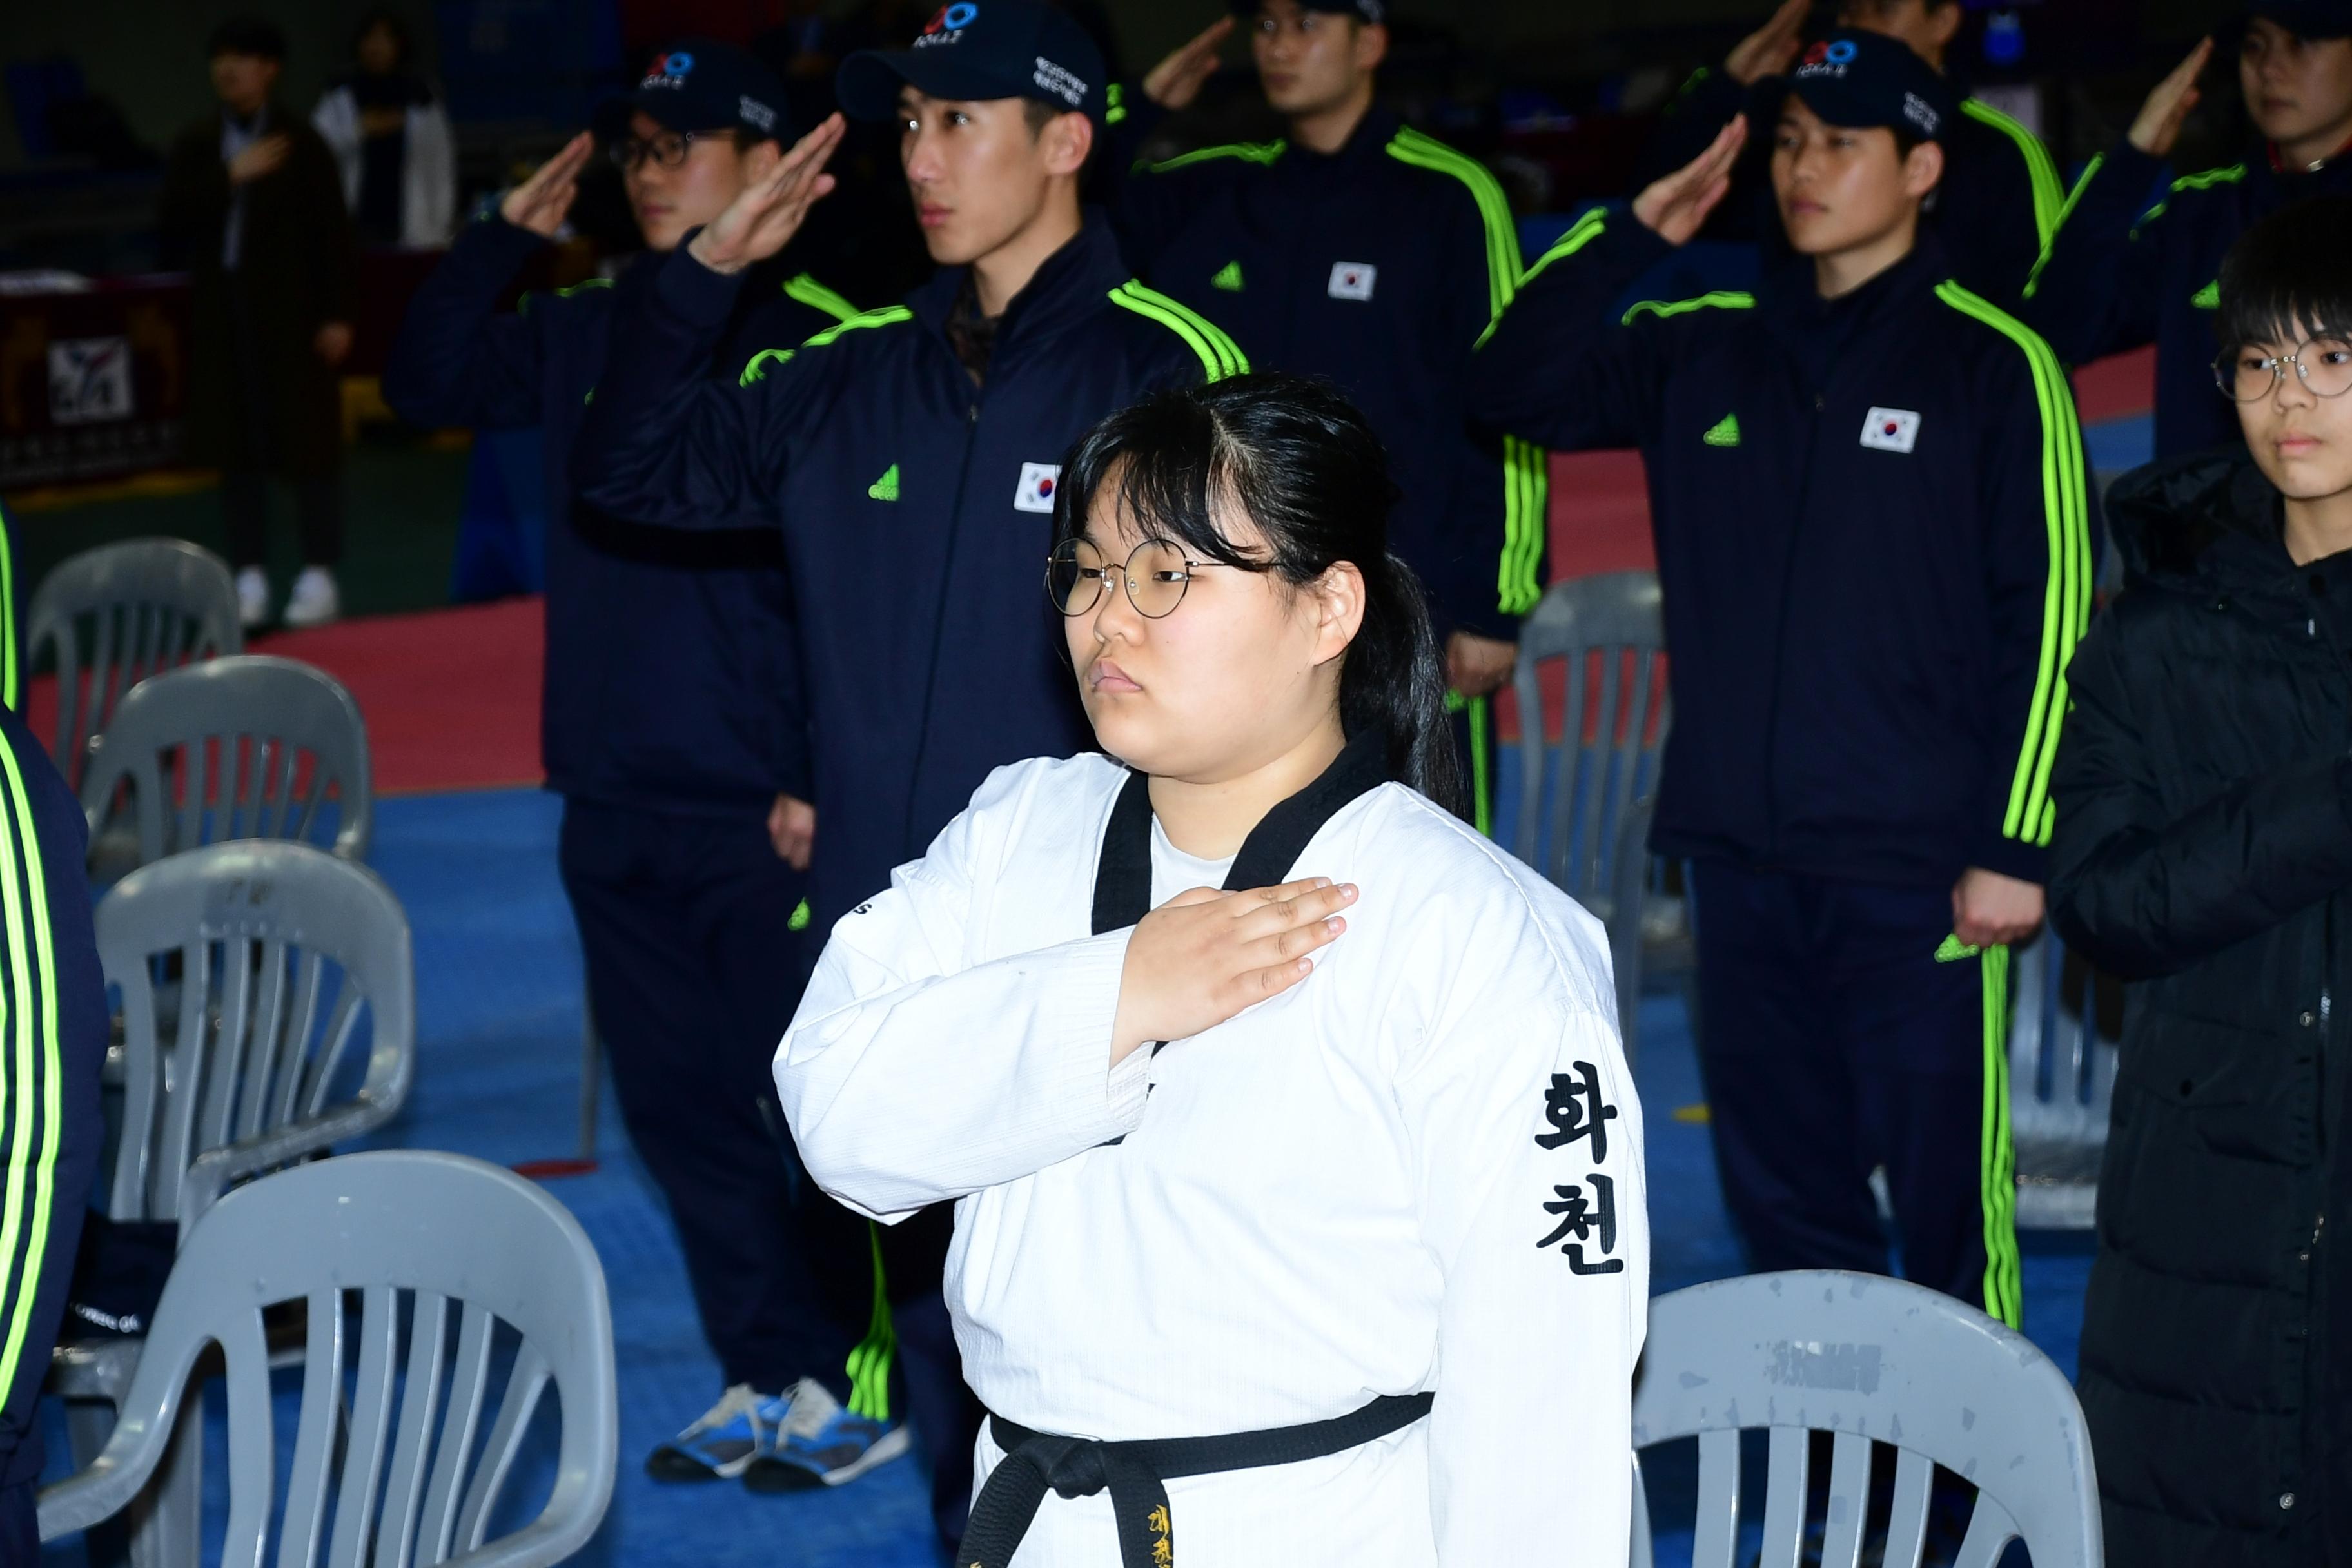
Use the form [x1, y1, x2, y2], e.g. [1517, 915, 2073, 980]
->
[39, 780, 2097, 1567]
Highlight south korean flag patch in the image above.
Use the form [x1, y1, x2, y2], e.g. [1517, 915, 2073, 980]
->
[1327, 262, 1377, 302]
[1859, 407, 1922, 454]
[1014, 462, 1062, 514]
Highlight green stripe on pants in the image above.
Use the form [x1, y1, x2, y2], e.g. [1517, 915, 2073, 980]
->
[1978, 945, 2021, 1328]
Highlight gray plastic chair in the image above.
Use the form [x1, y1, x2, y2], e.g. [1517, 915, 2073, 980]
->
[2007, 927, 2121, 1231]
[39, 1150, 620, 1568]
[25, 538, 242, 794]
[1509, 572, 1682, 1059]
[79, 654, 373, 874]
[1631, 1270, 2102, 1568]
[50, 839, 415, 1565]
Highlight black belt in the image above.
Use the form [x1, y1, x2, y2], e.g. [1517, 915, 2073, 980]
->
[959, 1391, 1434, 1568]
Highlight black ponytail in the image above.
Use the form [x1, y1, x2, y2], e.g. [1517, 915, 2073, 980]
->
[1053, 374, 1467, 818]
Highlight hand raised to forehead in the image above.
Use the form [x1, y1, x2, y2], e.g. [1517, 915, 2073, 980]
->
[688, 113, 845, 275]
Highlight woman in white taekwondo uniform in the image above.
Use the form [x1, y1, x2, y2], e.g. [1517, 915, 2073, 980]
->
[774, 374, 1645, 1567]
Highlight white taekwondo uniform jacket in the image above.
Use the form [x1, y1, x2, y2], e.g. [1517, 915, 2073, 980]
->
[775, 743, 1647, 1565]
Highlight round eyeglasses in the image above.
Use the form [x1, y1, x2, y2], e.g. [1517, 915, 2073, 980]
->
[2213, 336, 2352, 402]
[1045, 538, 1240, 620]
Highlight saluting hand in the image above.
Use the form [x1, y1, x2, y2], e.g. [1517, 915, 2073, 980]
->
[227, 133, 290, 184]
[1726, 0, 1810, 86]
[1144, 17, 1234, 111]
[1110, 876, 1357, 1066]
[2129, 38, 2212, 158]
[1633, 115, 1747, 246]
[500, 130, 594, 239]
[689, 113, 845, 276]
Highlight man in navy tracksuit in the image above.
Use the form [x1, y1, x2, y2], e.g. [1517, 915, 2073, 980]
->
[2023, 0, 2352, 458]
[570, 2, 1241, 1544]
[1116, 0, 1538, 827]
[384, 43, 906, 1494]
[0, 703, 108, 1558]
[1637, 0, 2063, 308]
[1473, 34, 2092, 1324]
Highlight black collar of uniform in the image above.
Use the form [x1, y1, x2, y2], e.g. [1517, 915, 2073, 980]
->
[1756, 227, 1947, 368]
[1090, 727, 1391, 935]
[1270, 105, 1400, 186]
[906, 210, 1128, 351]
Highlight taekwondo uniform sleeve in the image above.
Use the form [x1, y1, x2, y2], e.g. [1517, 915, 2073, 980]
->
[775, 764, 1153, 1219]
[1959, 309, 2092, 886]
[2017, 141, 2168, 366]
[571, 245, 836, 531]
[381, 213, 556, 431]
[1469, 211, 1680, 454]
[0, 709, 108, 1507]
[1404, 995, 1646, 1564]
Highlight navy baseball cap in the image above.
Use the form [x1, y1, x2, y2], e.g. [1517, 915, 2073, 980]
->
[1225, 0, 1388, 20]
[598, 39, 792, 142]
[2239, 0, 2352, 38]
[836, 1, 1108, 124]
[1786, 28, 1957, 142]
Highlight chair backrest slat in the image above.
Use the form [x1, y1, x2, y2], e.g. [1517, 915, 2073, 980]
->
[26, 540, 241, 792]
[328, 1282, 402, 1568]
[79, 655, 372, 870]
[419, 1300, 498, 1565]
[218, 1302, 277, 1568]
[1819, 1431, 1873, 1568]
[280, 1287, 345, 1568]
[1758, 1426, 1811, 1568]
[97, 841, 413, 1231]
[456, 1341, 553, 1555]
[374, 1291, 451, 1568]
[1692, 1427, 1740, 1568]
[1884, 1447, 1935, 1568]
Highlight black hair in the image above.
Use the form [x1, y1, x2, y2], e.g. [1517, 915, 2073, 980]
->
[2216, 195, 2352, 349]
[1053, 374, 1467, 816]
[352, 8, 412, 69]
[208, 15, 287, 61]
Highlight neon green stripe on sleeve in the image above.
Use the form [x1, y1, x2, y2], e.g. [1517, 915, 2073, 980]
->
[0, 723, 63, 1402]
[783, 273, 860, 323]
[1961, 99, 2063, 251]
[1108, 282, 1250, 380]
[1622, 291, 1756, 326]
[1384, 126, 1523, 321]
[2022, 152, 2105, 301]
[1933, 281, 2092, 848]
[1139, 139, 1285, 176]
[740, 304, 915, 386]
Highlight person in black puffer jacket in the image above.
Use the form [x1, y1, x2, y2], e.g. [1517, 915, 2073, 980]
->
[2048, 197, 2352, 1568]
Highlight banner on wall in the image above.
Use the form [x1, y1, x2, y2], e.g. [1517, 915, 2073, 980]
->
[0, 276, 192, 487]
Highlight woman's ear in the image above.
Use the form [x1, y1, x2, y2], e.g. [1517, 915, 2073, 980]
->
[1309, 562, 1367, 667]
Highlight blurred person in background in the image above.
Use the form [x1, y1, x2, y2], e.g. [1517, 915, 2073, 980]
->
[159, 16, 357, 631]
[1121, 0, 1540, 832]
[1473, 34, 2090, 1331]
[382, 40, 903, 1498]
[2023, 0, 2352, 458]
[313, 8, 456, 248]
[2048, 196, 2352, 1568]
[1638, 0, 2062, 306]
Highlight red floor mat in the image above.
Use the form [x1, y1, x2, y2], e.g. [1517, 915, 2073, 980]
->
[26, 596, 546, 798]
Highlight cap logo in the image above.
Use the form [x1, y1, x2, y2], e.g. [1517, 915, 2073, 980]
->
[1902, 90, 1939, 135]
[923, 3, 978, 32]
[642, 50, 692, 88]
[740, 94, 777, 132]
[1034, 55, 1086, 107]
[1797, 37, 1857, 75]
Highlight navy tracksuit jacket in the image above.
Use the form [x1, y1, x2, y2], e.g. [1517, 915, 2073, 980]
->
[2021, 139, 2352, 460]
[1640, 66, 2064, 308]
[1471, 215, 2092, 1319]
[572, 215, 1240, 938]
[0, 704, 108, 1554]
[383, 219, 873, 1404]
[1113, 106, 1545, 642]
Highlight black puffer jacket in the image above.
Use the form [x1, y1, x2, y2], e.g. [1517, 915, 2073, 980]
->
[2049, 451, 2350, 1567]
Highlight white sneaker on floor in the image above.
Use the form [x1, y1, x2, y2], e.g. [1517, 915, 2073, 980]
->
[283, 567, 340, 629]
[235, 567, 270, 629]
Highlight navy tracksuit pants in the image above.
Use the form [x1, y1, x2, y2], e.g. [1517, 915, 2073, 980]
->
[558, 798, 870, 1400]
[1690, 861, 2021, 1326]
